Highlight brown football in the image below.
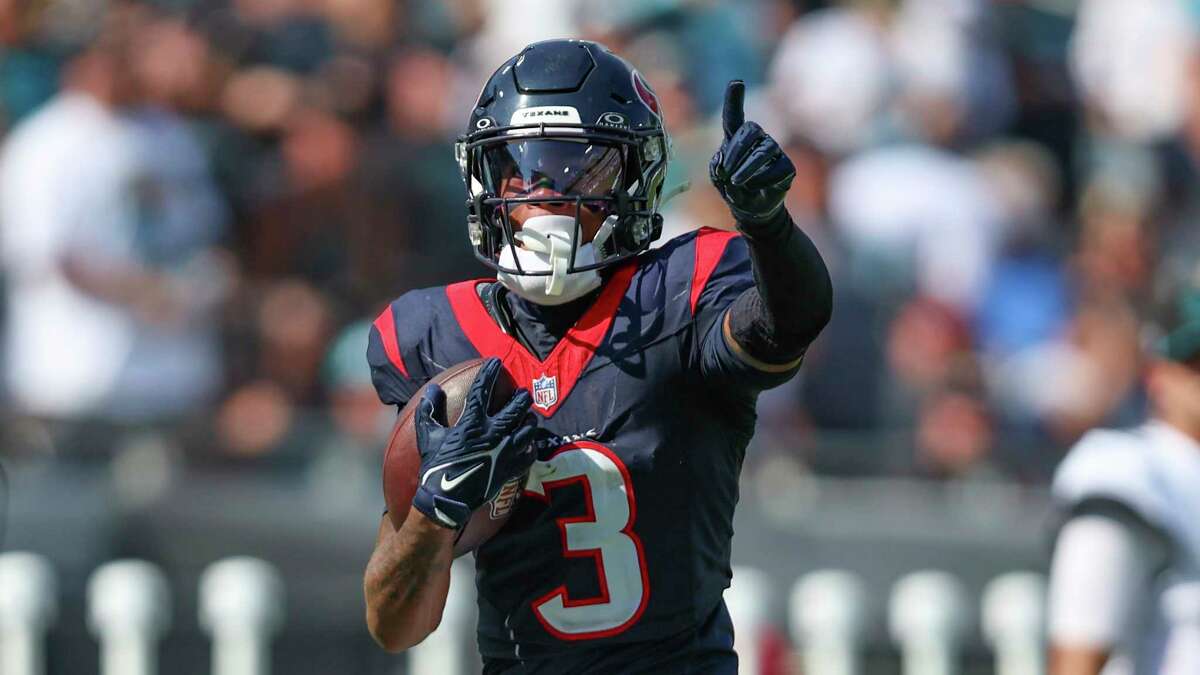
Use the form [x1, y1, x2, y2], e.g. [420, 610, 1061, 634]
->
[383, 358, 526, 556]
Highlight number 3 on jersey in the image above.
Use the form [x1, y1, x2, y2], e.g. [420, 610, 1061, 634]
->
[524, 441, 650, 640]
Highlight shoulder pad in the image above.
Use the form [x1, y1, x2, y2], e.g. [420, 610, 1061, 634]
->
[1053, 428, 1170, 528]
[367, 287, 445, 406]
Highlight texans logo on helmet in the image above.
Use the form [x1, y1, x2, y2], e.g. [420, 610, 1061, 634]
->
[632, 70, 662, 120]
[532, 374, 558, 410]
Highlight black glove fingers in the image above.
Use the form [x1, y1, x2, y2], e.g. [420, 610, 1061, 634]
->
[743, 150, 795, 190]
[417, 384, 448, 426]
[487, 418, 537, 500]
[730, 139, 781, 186]
[503, 417, 539, 473]
[721, 122, 764, 176]
[764, 166, 797, 193]
[463, 357, 503, 421]
[490, 388, 534, 435]
[516, 416, 538, 451]
[722, 80, 746, 141]
[414, 384, 447, 454]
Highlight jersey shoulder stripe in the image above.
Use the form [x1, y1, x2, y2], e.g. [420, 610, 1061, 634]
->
[689, 228, 740, 315]
[371, 304, 408, 377]
[367, 286, 478, 407]
[637, 228, 751, 339]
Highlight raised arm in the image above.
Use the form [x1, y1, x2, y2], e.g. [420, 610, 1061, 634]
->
[706, 80, 833, 381]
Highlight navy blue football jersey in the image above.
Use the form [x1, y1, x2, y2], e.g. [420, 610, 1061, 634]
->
[368, 228, 800, 672]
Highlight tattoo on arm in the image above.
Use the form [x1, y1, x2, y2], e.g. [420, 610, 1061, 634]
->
[364, 509, 455, 648]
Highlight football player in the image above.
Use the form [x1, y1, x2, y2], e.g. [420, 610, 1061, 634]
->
[363, 39, 832, 673]
[1047, 298, 1200, 675]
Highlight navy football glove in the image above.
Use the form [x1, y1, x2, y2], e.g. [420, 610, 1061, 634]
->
[709, 80, 796, 231]
[412, 358, 538, 529]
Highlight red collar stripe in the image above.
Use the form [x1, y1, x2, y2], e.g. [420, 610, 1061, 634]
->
[372, 304, 409, 378]
[446, 264, 636, 417]
[690, 228, 739, 315]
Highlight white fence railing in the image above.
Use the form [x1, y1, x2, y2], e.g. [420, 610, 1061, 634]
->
[0, 551, 1046, 675]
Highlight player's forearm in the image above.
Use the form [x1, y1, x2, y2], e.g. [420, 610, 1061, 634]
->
[1048, 645, 1111, 675]
[729, 208, 833, 363]
[364, 508, 455, 652]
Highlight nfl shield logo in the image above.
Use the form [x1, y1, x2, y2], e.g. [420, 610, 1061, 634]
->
[532, 374, 558, 410]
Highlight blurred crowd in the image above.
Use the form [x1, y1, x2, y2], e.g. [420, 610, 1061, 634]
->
[1, 0, 1198, 484]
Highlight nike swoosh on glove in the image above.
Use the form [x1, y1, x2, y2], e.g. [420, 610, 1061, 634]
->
[412, 358, 538, 529]
[709, 80, 797, 232]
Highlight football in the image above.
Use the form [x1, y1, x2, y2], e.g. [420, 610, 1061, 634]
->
[383, 358, 527, 556]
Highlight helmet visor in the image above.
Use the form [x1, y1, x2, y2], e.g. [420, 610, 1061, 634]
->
[481, 139, 625, 200]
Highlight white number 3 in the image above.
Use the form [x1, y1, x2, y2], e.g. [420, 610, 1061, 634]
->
[524, 441, 650, 640]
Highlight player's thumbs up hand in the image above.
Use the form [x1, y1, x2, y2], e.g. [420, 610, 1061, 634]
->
[709, 80, 795, 233]
[721, 78, 746, 141]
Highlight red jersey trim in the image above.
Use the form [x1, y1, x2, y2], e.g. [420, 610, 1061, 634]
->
[372, 304, 408, 378]
[689, 228, 739, 316]
[445, 264, 637, 418]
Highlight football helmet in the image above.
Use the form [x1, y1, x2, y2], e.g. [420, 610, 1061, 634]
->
[456, 40, 671, 292]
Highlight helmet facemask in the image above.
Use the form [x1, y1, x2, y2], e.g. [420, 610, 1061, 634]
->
[457, 123, 668, 280]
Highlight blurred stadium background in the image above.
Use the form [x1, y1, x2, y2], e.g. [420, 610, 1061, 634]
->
[0, 0, 1193, 672]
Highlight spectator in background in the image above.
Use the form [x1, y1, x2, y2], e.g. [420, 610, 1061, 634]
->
[973, 140, 1069, 362]
[768, 0, 892, 157]
[357, 46, 478, 292]
[915, 389, 997, 480]
[890, 0, 1015, 143]
[243, 105, 368, 294]
[1070, 0, 1197, 144]
[828, 140, 1003, 312]
[215, 278, 331, 465]
[0, 0, 1194, 484]
[306, 319, 391, 512]
[118, 12, 232, 420]
[0, 18, 230, 428]
[809, 2, 1008, 314]
[0, 36, 139, 420]
[0, 0, 62, 131]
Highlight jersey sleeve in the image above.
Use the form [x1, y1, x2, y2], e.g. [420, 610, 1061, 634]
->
[1047, 514, 1165, 647]
[686, 229, 800, 390]
[689, 229, 753, 335]
[366, 293, 430, 408]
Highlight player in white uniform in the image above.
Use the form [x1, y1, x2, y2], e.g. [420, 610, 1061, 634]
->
[1048, 305, 1200, 675]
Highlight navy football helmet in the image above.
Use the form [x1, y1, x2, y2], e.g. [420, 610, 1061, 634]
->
[456, 39, 671, 278]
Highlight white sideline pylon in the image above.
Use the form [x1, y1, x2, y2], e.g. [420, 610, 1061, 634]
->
[981, 573, 1045, 675]
[0, 552, 57, 675]
[409, 558, 474, 675]
[727, 566, 771, 675]
[199, 557, 285, 675]
[87, 559, 171, 675]
[888, 571, 968, 675]
[791, 569, 867, 675]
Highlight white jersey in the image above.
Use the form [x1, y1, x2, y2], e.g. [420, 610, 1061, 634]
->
[1052, 421, 1200, 675]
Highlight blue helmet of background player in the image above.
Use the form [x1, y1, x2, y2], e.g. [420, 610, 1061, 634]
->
[455, 40, 671, 299]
